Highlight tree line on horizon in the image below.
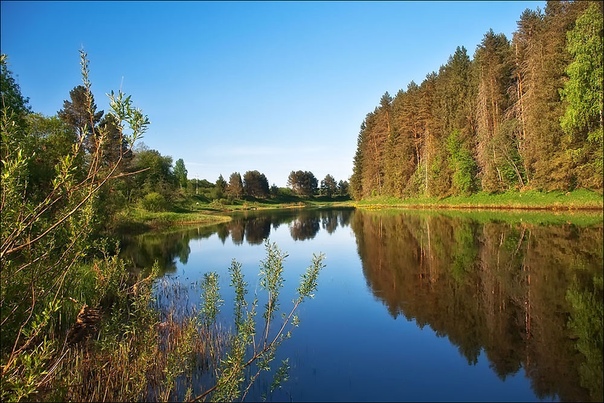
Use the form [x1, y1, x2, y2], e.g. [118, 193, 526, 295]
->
[350, 1, 603, 200]
[1, 64, 350, 220]
[2, 50, 333, 402]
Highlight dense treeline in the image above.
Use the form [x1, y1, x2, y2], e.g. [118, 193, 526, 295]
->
[2, 52, 349, 226]
[350, 1, 603, 200]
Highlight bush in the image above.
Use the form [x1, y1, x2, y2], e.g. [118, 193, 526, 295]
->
[140, 192, 168, 212]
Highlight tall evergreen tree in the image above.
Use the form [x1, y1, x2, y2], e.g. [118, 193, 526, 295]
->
[383, 88, 416, 197]
[475, 30, 521, 191]
[216, 174, 227, 196]
[319, 174, 338, 197]
[57, 85, 104, 151]
[227, 172, 244, 198]
[350, 121, 366, 200]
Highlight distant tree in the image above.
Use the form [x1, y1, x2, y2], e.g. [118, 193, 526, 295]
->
[57, 84, 104, 151]
[131, 149, 174, 200]
[96, 113, 133, 169]
[287, 170, 318, 197]
[270, 183, 279, 198]
[350, 122, 366, 200]
[24, 113, 84, 200]
[216, 174, 227, 197]
[243, 170, 269, 198]
[173, 158, 188, 189]
[320, 174, 338, 197]
[227, 172, 244, 198]
[337, 180, 349, 196]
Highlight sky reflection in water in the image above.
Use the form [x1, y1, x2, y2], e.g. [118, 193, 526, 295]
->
[121, 208, 602, 402]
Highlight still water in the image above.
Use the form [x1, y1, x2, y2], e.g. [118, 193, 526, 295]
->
[121, 208, 603, 402]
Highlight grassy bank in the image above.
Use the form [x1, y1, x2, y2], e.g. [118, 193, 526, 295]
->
[355, 189, 603, 211]
[113, 196, 354, 234]
[113, 190, 602, 235]
[355, 206, 604, 227]
[113, 208, 232, 234]
[172, 194, 354, 212]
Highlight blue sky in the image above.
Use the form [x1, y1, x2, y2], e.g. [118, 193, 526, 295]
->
[1, 1, 545, 187]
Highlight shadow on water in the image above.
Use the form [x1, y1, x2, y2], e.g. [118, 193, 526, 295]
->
[120, 208, 602, 402]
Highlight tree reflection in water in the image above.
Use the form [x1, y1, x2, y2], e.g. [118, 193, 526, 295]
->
[120, 208, 602, 402]
[351, 210, 603, 402]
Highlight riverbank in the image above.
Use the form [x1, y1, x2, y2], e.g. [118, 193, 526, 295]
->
[113, 209, 232, 234]
[354, 189, 603, 211]
[113, 189, 602, 235]
[112, 199, 350, 234]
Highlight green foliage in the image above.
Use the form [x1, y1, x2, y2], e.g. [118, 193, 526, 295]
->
[319, 174, 338, 197]
[0, 49, 149, 402]
[132, 148, 174, 198]
[1, 49, 328, 403]
[337, 180, 350, 197]
[560, 2, 603, 139]
[227, 172, 244, 199]
[173, 158, 188, 189]
[559, 1, 603, 189]
[199, 271, 223, 328]
[350, 1, 602, 199]
[0, 54, 31, 141]
[287, 170, 318, 197]
[196, 241, 326, 402]
[140, 191, 169, 212]
[243, 170, 270, 198]
[215, 174, 227, 198]
[446, 130, 478, 195]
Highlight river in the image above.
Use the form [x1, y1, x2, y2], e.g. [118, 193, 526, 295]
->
[120, 208, 603, 402]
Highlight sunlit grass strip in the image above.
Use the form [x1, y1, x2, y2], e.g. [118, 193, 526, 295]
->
[116, 209, 232, 231]
[356, 189, 604, 211]
[358, 207, 603, 227]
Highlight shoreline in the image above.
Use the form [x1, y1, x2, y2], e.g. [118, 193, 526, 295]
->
[114, 190, 603, 235]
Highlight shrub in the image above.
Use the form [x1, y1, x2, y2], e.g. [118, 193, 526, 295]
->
[140, 192, 168, 212]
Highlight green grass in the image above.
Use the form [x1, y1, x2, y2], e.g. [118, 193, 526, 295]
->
[115, 190, 602, 234]
[356, 189, 603, 211]
[114, 208, 232, 233]
[358, 207, 603, 227]
[172, 193, 354, 212]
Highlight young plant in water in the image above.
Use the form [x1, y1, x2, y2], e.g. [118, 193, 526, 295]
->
[192, 240, 325, 402]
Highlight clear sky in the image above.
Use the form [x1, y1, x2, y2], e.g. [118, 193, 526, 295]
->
[1, 1, 545, 187]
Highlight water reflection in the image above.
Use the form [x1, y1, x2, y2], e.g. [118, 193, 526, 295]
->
[120, 208, 602, 402]
[351, 210, 603, 402]
[120, 208, 354, 273]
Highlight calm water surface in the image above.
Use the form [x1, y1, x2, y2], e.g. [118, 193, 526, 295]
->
[121, 208, 603, 402]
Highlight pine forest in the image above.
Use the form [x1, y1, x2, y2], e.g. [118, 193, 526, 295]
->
[350, 1, 603, 200]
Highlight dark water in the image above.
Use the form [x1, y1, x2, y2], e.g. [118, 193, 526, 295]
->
[120, 208, 603, 402]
